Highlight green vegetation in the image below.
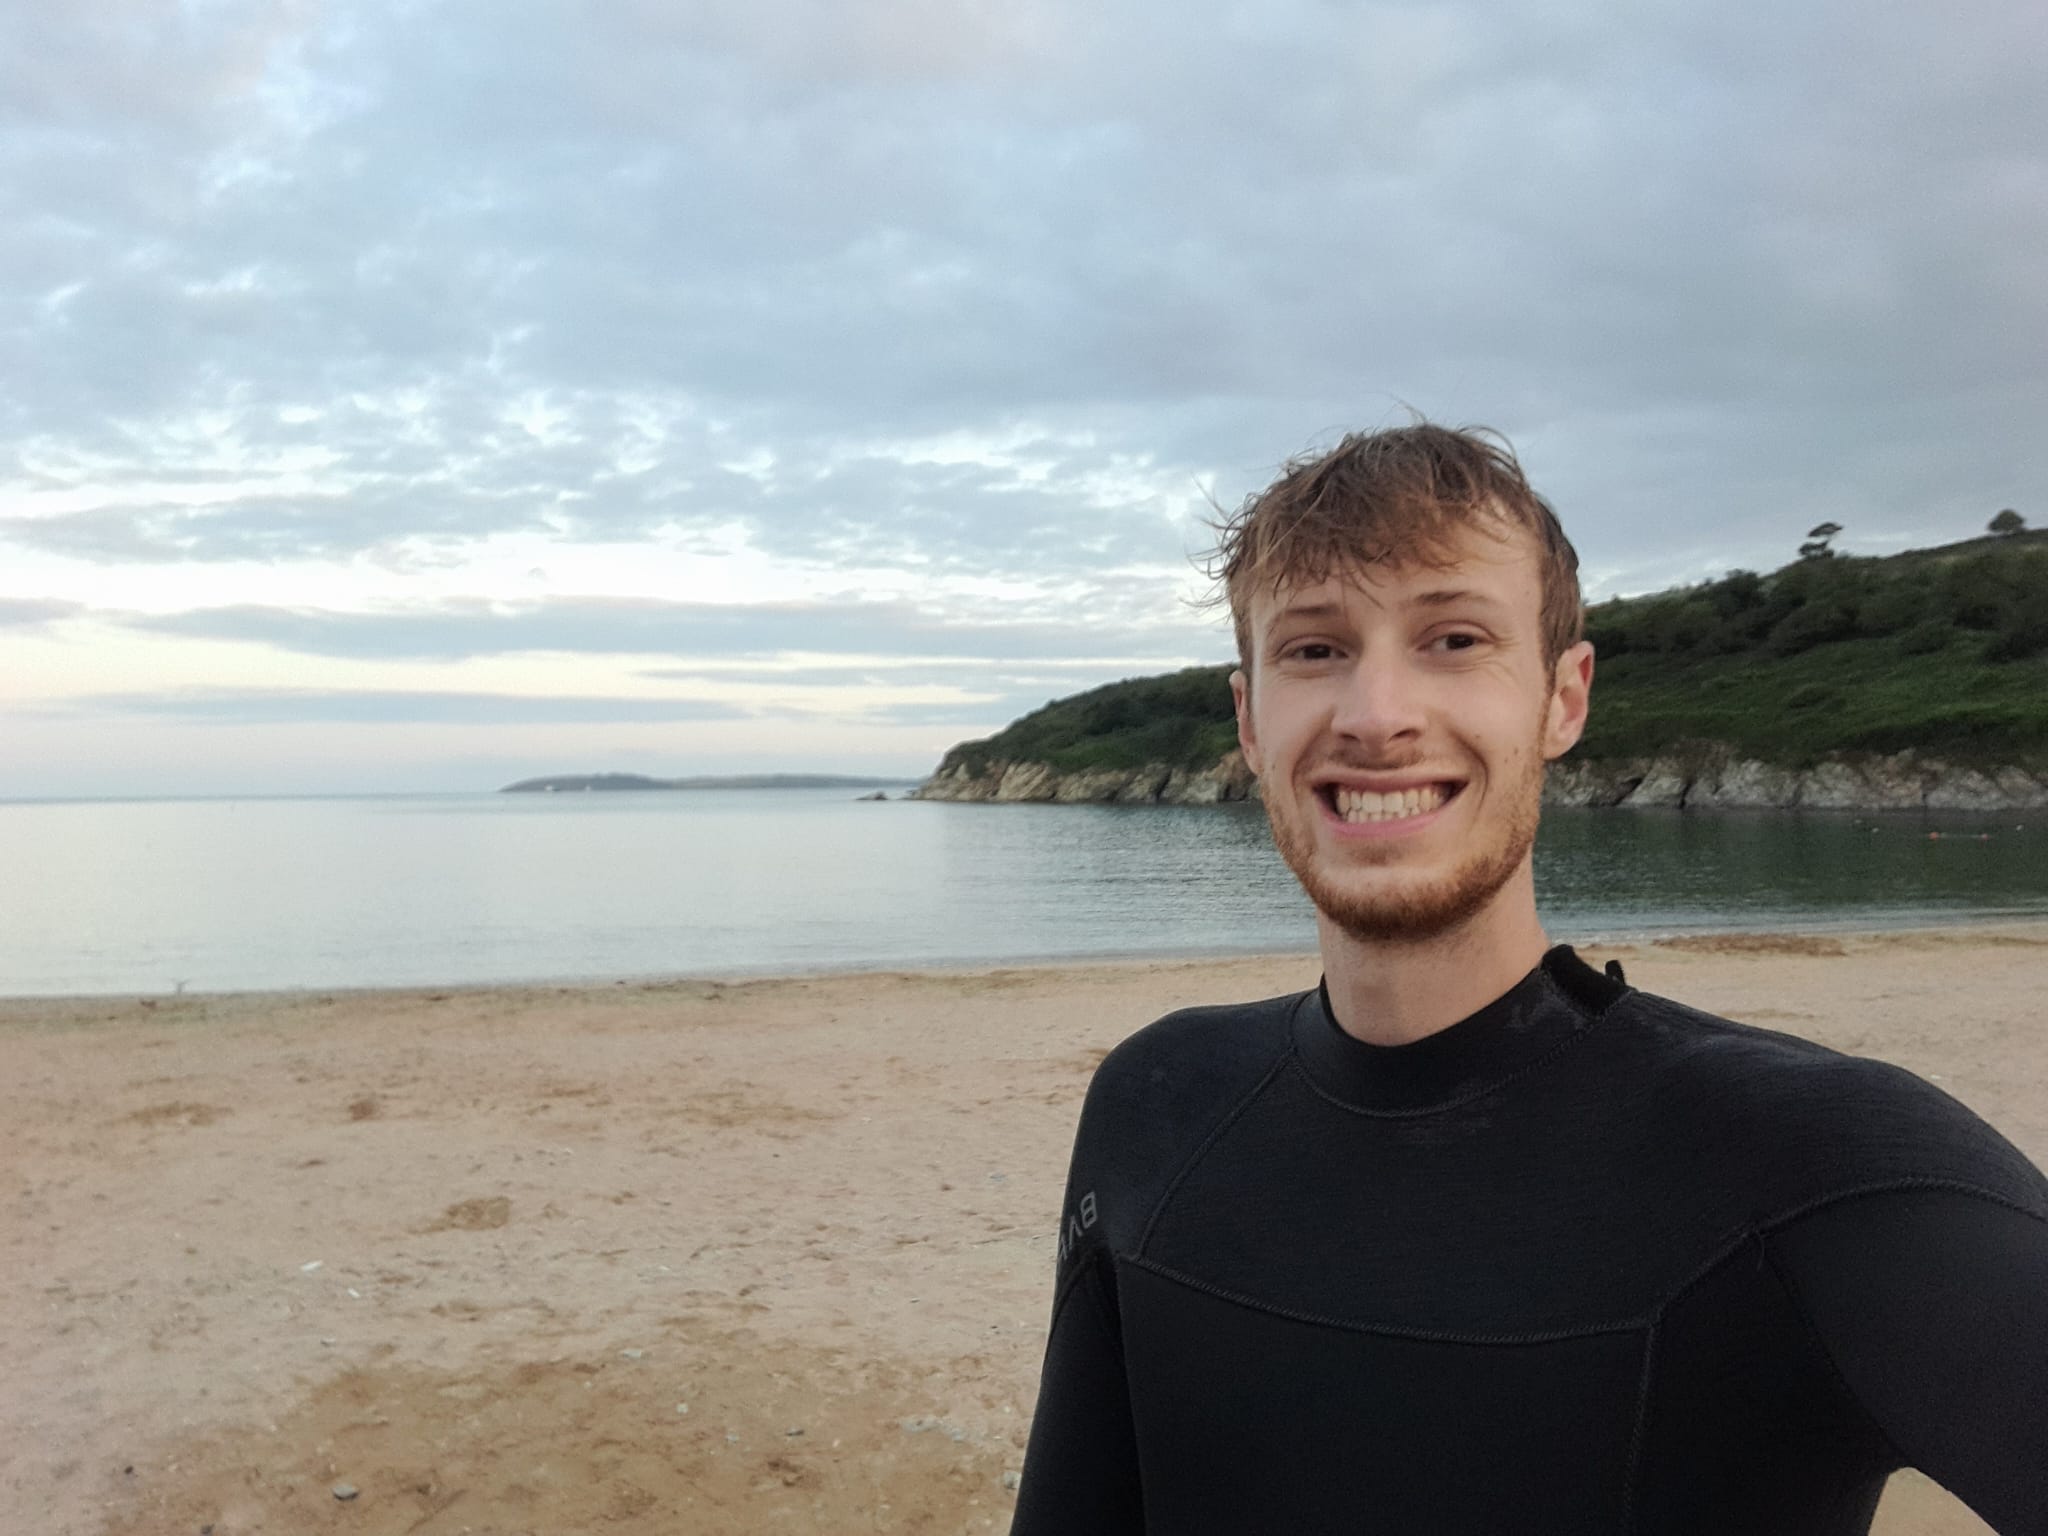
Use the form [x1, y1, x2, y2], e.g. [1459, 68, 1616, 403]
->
[935, 533, 2048, 778]
[1580, 535, 2048, 764]
[941, 666, 1241, 777]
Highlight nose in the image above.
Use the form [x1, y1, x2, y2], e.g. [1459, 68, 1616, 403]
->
[1329, 654, 1427, 754]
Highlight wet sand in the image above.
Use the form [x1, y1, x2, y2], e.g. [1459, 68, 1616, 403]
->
[5, 925, 2043, 1534]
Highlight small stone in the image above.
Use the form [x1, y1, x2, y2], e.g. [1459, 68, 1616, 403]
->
[725, 1433, 739, 1443]
[675, 1403, 689, 1415]
[784, 1426, 803, 1437]
[321, 1337, 337, 1346]
[619, 1348, 645, 1361]
[332, 1482, 358, 1501]
[300, 1260, 323, 1273]
[1001, 1470, 1021, 1490]
[346, 1288, 361, 1299]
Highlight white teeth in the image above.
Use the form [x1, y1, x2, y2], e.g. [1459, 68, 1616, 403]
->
[1334, 784, 1448, 823]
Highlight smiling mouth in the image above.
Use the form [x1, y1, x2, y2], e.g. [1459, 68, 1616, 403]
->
[1319, 783, 1459, 825]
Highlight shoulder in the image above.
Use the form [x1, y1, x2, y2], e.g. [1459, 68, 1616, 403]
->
[1611, 987, 2048, 1217]
[1083, 991, 1300, 1118]
[1056, 992, 1299, 1267]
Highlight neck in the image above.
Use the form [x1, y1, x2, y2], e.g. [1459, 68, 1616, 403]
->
[1317, 863, 1552, 1046]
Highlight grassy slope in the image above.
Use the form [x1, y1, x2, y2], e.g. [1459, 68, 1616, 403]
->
[934, 534, 2048, 778]
[1580, 632, 2048, 764]
[942, 666, 1241, 778]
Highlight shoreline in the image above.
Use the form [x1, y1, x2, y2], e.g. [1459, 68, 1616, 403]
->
[7, 923, 2041, 1534]
[918, 751, 2048, 812]
[8, 910, 2048, 1008]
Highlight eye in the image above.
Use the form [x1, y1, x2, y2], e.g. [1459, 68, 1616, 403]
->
[1429, 631, 1484, 654]
[1283, 641, 1339, 662]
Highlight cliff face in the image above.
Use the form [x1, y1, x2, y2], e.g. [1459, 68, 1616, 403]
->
[912, 750, 1261, 805]
[1545, 750, 2048, 810]
[915, 748, 2048, 811]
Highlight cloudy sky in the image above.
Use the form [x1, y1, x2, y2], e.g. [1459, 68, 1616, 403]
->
[3, 1, 2043, 796]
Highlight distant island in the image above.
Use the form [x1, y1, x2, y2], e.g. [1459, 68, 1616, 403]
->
[501, 773, 915, 793]
[916, 527, 2048, 812]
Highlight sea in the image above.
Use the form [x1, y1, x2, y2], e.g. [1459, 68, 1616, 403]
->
[2, 788, 2044, 997]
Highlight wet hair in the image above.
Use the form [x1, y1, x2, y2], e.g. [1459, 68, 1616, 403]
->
[1207, 422, 1584, 668]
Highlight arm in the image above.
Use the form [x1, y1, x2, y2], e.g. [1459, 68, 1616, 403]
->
[1011, 1247, 1145, 1533]
[1768, 1188, 2048, 1535]
[1008, 997, 1283, 1531]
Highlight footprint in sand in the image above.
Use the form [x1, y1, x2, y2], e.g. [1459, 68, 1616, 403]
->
[428, 1196, 511, 1232]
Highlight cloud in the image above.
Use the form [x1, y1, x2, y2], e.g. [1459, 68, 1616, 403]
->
[38, 688, 752, 726]
[0, 597, 82, 627]
[4, 0, 2046, 797]
[6, 0, 2039, 595]
[636, 657, 1171, 688]
[818, 694, 1054, 730]
[118, 595, 1227, 664]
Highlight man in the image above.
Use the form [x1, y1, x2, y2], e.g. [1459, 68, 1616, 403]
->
[1011, 424, 2048, 1534]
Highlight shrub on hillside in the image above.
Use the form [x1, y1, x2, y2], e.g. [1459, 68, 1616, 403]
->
[1768, 600, 1857, 656]
[1984, 609, 2048, 663]
[1898, 620, 1951, 656]
[1935, 553, 2032, 629]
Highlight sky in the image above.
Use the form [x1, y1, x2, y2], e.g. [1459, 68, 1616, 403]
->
[3, 1, 2044, 797]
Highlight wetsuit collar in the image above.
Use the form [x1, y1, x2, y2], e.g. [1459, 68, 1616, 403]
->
[1292, 945, 1624, 1114]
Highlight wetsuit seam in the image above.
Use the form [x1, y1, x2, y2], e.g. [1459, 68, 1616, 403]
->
[1133, 1042, 1295, 1260]
[1654, 1177, 2045, 1315]
[1756, 1233, 1911, 1473]
[1122, 1252, 1649, 1344]
[1043, 1248, 1094, 1335]
[1044, 1247, 1128, 1357]
[1620, 1316, 1658, 1536]
[1645, 1185, 2041, 1480]
[1288, 969, 1614, 1119]
[1754, 1176, 2048, 1237]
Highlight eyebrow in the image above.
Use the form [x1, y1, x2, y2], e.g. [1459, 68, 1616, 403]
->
[1270, 590, 1507, 623]
[1409, 589, 1508, 610]
[1269, 600, 1346, 622]
[1253, 589, 1515, 638]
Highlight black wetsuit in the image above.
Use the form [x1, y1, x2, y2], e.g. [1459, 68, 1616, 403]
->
[1012, 947, 2048, 1535]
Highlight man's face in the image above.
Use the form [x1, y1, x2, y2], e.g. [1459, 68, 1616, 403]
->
[1230, 522, 1592, 945]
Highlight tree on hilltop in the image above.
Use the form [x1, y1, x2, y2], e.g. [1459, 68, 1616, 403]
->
[1799, 521, 1843, 560]
[1989, 509, 2026, 536]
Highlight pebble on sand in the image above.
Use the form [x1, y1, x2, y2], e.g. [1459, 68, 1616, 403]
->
[332, 1482, 359, 1501]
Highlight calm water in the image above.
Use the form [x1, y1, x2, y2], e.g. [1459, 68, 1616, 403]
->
[1, 789, 2043, 996]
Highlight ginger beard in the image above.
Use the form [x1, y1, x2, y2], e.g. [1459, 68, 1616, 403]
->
[1256, 722, 1548, 945]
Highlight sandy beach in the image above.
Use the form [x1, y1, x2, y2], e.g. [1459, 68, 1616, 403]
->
[5, 926, 2044, 1536]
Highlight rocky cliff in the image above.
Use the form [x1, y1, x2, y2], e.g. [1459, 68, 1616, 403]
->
[914, 748, 2048, 811]
[912, 750, 1261, 805]
[1544, 750, 2048, 810]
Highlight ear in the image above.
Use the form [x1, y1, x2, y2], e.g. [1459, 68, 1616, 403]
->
[1542, 640, 1594, 760]
[1230, 667, 1263, 774]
